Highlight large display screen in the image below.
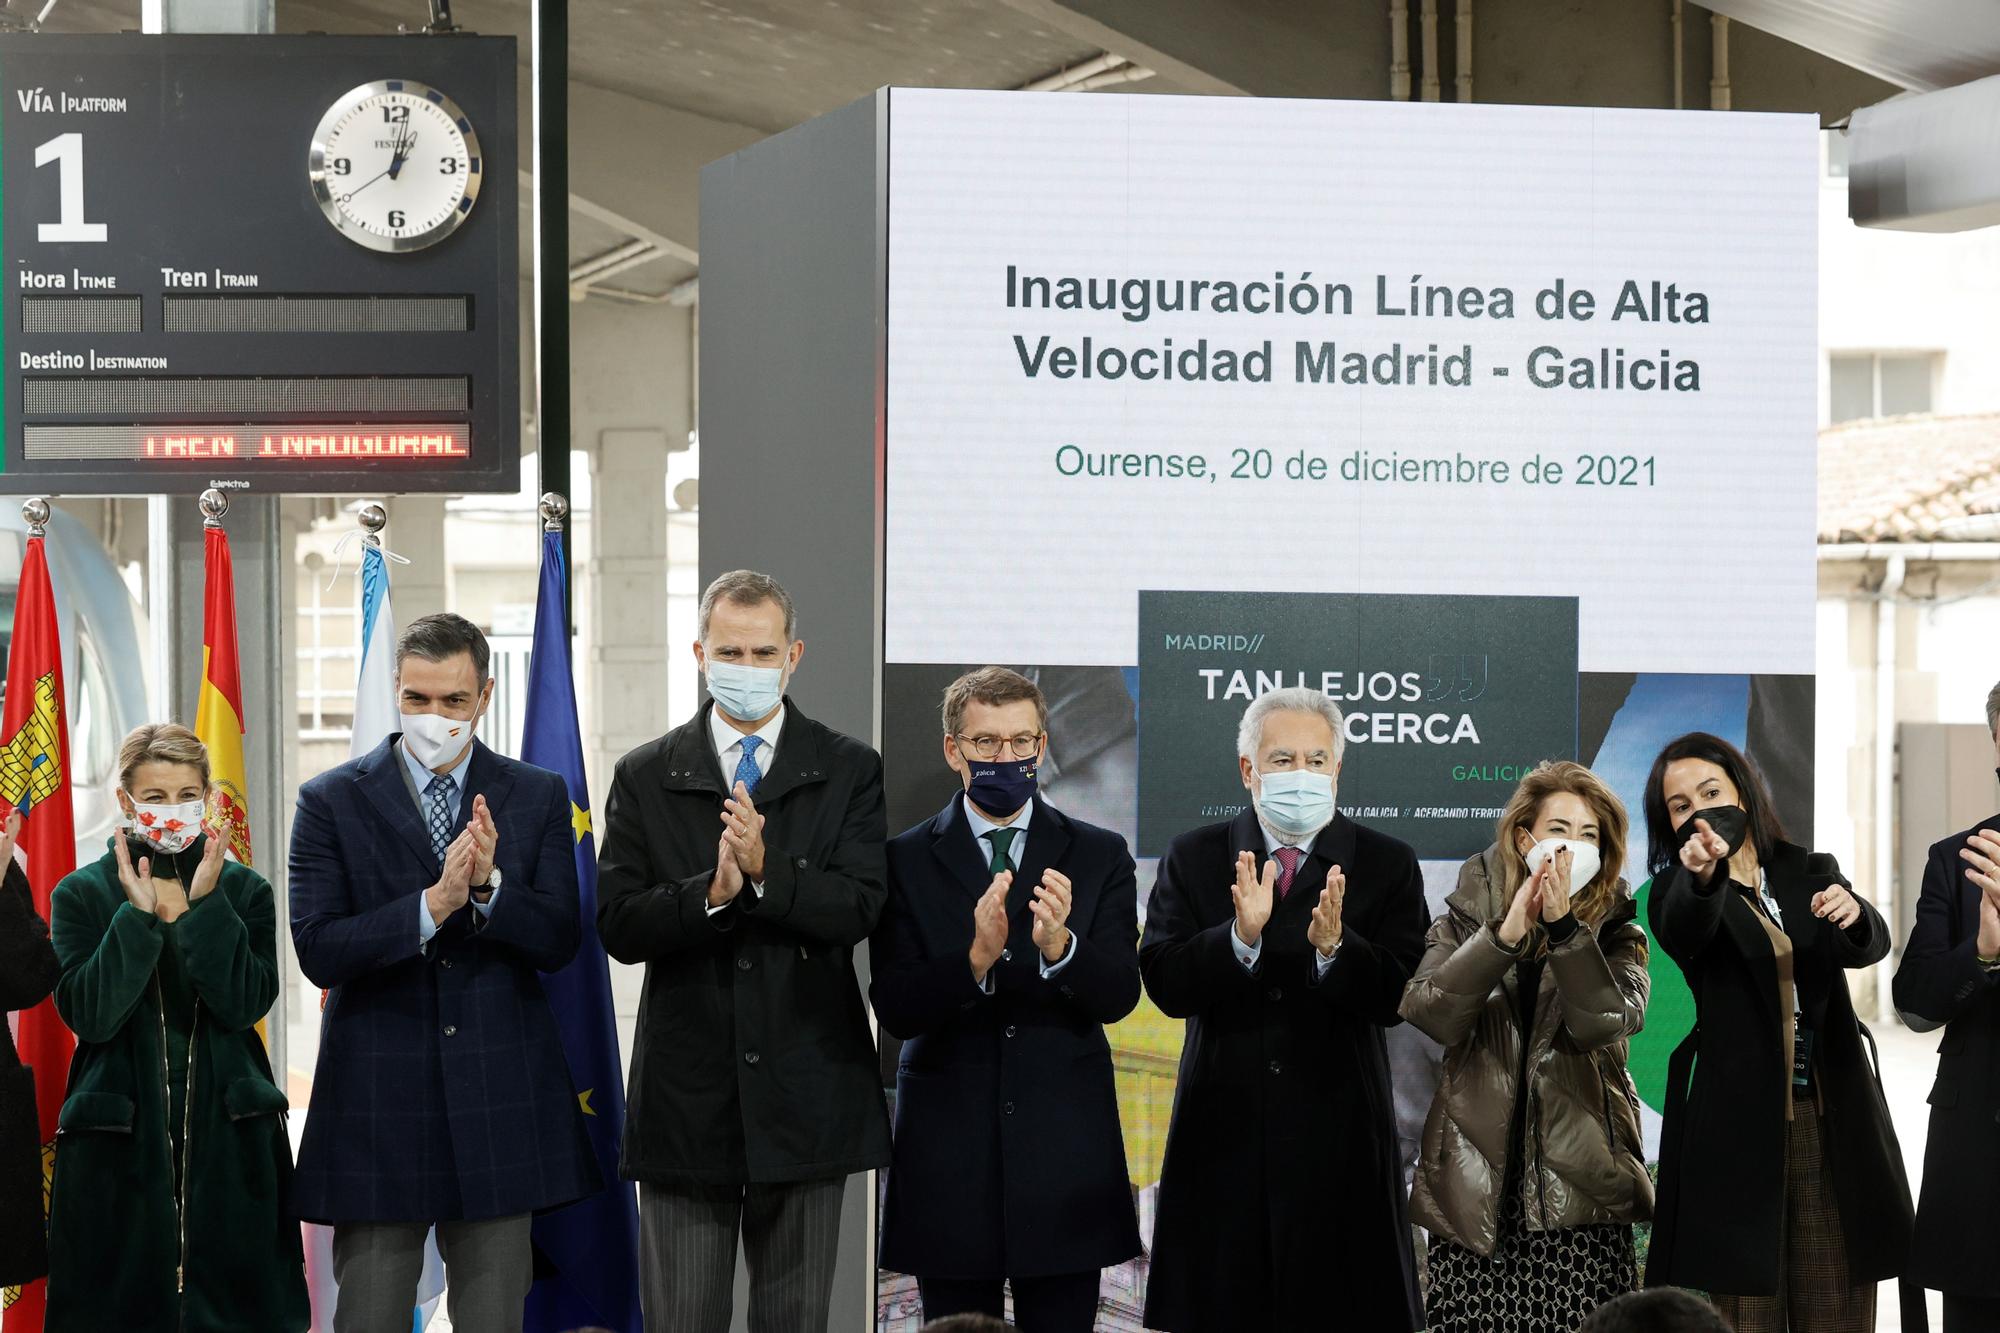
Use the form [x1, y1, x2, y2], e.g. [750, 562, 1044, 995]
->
[875, 89, 1818, 1329]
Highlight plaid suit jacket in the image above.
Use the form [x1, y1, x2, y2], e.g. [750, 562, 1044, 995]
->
[288, 736, 600, 1223]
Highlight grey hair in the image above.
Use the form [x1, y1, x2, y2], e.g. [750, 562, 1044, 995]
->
[1988, 678, 2000, 737]
[1236, 686, 1346, 765]
[699, 569, 797, 642]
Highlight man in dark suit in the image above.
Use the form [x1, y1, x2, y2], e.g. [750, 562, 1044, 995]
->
[1140, 686, 1428, 1333]
[871, 667, 1141, 1331]
[597, 570, 891, 1333]
[289, 612, 598, 1333]
[1894, 679, 2000, 1331]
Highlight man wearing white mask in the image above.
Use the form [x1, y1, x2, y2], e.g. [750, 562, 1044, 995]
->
[597, 570, 891, 1333]
[290, 612, 598, 1333]
[1140, 686, 1429, 1333]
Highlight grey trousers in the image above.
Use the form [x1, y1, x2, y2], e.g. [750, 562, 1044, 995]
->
[331, 1215, 532, 1333]
[638, 1178, 844, 1333]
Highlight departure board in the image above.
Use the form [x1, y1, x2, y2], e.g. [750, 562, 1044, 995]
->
[0, 33, 518, 494]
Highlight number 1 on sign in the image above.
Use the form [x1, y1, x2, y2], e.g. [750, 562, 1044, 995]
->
[34, 133, 107, 243]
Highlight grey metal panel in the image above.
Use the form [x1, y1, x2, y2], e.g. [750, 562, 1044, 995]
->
[1848, 72, 2000, 231]
[1705, 0, 2000, 93]
[698, 90, 885, 749]
[697, 89, 887, 1333]
[1896, 721, 1994, 951]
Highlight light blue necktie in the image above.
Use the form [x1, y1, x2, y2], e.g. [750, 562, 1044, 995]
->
[424, 773, 454, 860]
[733, 735, 764, 797]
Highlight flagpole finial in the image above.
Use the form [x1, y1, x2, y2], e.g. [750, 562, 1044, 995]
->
[20, 498, 49, 536]
[199, 488, 230, 528]
[358, 502, 388, 548]
[539, 492, 569, 532]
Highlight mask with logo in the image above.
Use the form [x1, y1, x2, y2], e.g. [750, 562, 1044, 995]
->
[403, 710, 475, 770]
[1523, 837, 1602, 899]
[1675, 804, 1750, 859]
[966, 758, 1039, 818]
[125, 799, 206, 855]
[1255, 770, 1336, 842]
[706, 660, 786, 723]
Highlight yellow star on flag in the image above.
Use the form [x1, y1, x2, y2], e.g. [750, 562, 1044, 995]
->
[578, 1088, 597, 1117]
[571, 801, 592, 844]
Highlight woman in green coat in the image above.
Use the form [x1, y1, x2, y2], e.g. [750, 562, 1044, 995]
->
[44, 723, 307, 1333]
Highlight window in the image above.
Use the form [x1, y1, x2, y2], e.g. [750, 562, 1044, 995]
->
[298, 557, 359, 739]
[1825, 130, 1850, 179]
[1829, 352, 1939, 423]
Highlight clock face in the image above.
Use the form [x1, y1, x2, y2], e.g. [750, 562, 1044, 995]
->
[309, 79, 482, 252]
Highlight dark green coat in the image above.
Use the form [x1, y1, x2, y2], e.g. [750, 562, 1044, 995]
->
[45, 842, 308, 1333]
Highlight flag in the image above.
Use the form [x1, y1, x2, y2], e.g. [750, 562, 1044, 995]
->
[349, 541, 399, 763]
[521, 529, 641, 1333]
[302, 539, 447, 1333]
[195, 524, 253, 865]
[0, 533, 76, 1333]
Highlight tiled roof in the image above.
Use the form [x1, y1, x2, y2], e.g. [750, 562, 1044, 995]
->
[1818, 412, 2000, 543]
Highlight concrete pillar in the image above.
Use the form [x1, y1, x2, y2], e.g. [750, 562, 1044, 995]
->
[570, 298, 691, 801]
[384, 496, 450, 623]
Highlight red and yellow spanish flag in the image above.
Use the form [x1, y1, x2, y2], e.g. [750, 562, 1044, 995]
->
[1, 532, 76, 1333]
[196, 524, 252, 865]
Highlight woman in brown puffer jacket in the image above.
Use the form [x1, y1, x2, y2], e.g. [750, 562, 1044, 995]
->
[1401, 760, 1653, 1333]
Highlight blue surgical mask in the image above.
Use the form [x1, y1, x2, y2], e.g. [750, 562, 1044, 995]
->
[966, 759, 1039, 819]
[1256, 770, 1335, 841]
[706, 659, 786, 723]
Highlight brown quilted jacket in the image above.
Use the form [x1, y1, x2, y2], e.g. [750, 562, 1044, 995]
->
[1400, 846, 1655, 1255]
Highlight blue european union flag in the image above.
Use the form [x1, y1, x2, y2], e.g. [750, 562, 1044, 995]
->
[520, 531, 642, 1333]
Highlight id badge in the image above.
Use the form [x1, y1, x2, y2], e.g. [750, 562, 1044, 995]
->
[1792, 1024, 1814, 1087]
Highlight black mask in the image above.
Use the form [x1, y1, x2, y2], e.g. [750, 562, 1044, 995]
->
[1676, 805, 1749, 859]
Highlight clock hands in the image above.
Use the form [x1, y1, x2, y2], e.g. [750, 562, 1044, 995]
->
[388, 128, 418, 181]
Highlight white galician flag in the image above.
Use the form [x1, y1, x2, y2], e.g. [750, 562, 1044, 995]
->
[349, 541, 400, 760]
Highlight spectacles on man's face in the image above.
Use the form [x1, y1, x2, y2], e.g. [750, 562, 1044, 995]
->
[955, 732, 1046, 761]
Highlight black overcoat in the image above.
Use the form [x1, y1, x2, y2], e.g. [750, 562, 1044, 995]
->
[1893, 815, 2000, 1300]
[0, 862, 58, 1287]
[597, 699, 892, 1184]
[1139, 810, 1428, 1333]
[871, 793, 1142, 1279]
[1646, 842, 1914, 1297]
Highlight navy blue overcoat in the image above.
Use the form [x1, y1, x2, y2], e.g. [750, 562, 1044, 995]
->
[289, 736, 599, 1223]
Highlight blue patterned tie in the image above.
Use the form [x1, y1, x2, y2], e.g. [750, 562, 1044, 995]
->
[732, 735, 764, 797]
[425, 774, 454, 860]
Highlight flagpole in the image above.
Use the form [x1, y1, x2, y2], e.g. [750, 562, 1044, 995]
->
[200, 486, 229, 529]
[21, 496, 47, 537]
[358, 500, 387, 550]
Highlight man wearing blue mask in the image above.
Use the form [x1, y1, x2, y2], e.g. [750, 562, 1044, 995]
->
[870, 667, 1142, 1331]
[1140, 686, 1429, 1333]
[597, 570, 891, 1333]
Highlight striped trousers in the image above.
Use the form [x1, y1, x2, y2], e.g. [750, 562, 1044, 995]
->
[638, 1178, 845, 1333]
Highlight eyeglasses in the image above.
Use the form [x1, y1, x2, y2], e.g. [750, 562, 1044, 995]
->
[954, 732, 1046, 761]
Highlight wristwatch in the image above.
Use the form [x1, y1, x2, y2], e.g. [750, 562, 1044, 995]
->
[474, 866, 502, 900]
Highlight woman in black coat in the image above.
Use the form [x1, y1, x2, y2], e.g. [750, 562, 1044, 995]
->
[1642, 732, 1913, 1333]
[0, 809, 60, 1288]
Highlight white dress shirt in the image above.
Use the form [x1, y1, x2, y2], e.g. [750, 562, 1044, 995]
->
[705, 703, 785, 914]
[963, 793, 1076, 987]
[1232, 822, 1339, 980]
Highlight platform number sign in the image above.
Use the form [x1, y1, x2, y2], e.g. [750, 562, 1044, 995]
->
[0, 34, 518, 495]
